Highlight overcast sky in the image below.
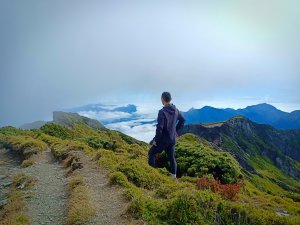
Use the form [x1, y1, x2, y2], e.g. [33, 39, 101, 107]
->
[1, 0, 300, 127]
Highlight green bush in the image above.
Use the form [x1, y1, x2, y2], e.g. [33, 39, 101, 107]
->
[83, 136, 117, 150]
[21, 159, 35, 168]
[168, 191, 206, 225]
[40, 122, 74, 139]
[0, 135, 48, 158]
[118, 159, 168, 190]
[128, 197, 167, 223]
[0, 126, 30, 136]
[176, 134, 241, 184]
[109, 171, 130, 188]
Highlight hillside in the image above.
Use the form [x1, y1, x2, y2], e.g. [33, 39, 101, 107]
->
[0, 113, 300, 224]
[182, 103, 300, 129]
[182, 116, 300, 194]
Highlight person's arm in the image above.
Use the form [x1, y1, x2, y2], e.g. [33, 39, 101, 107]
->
[153, 110, 165, 144]
[176, 110, 185, 135]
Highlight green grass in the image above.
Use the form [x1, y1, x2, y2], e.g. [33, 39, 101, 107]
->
[37, 124, 300, 224]
[1, 123, 299, 224]
[0, 134, 48, 158]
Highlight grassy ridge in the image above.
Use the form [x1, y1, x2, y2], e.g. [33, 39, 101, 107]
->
[0, 124, 299, 224]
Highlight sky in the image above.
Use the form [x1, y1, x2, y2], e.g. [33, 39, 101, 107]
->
[1, 0, 300, 127]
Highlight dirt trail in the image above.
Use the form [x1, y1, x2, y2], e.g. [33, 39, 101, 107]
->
[72, 151, 134, 225]
[23, 149, 67, 225]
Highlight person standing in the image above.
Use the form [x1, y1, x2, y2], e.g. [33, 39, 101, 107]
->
[148, 92, 185, 178]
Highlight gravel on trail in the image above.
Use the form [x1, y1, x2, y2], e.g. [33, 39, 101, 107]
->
[23, 149, 67, 225]
[72, 151, 133, 225]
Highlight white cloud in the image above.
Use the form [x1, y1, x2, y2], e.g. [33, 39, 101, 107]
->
[78, 110, 132, 121]
[106, 121, 156, 142]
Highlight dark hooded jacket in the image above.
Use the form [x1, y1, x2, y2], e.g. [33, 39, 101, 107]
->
[153, 103, 185, 145]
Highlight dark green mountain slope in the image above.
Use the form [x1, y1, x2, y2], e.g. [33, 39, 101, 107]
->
[182, 116, 300, 192]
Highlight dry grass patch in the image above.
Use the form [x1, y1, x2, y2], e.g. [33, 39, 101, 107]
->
[0, 174, 36, 225]
[21, 159, 35, 168]
[67, 174, 96, 225]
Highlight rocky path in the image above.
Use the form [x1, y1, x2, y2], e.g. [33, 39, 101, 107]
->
[72, 151, 133, 225]
[23, 149, 67, 225]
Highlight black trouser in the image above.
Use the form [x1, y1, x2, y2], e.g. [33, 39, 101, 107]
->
[148, 141, 177, 175]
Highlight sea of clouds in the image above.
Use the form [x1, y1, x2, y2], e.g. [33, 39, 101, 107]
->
[72, 103, 158, 142]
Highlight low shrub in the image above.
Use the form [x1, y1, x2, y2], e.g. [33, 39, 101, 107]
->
[21, 159, 35, 168]
[48, 139, 93, 159]
[0, 135, 47, 158]
[117, 159, 168, 190]
[83, 136, 117, 150]
[196, 176, 241, 200]
[109, 171, 131, 188]
[40, 122, 74, 139]
[128, 197, 167, 223]
[67, 174, 96, 225]
[176, 134, 241, 184]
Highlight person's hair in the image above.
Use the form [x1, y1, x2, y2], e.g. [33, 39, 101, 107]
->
[161, 91, 172, 103]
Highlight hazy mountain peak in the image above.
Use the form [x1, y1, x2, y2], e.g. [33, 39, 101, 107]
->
[244, 103, 279, 111]
[53, 111, 105, 130]
[203, 105, 219, 110]
[19, 120, 48, 130]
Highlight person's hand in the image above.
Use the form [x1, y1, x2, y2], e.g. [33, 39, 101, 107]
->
[176, 133, 180, 142]
[152, 140, 157, 146]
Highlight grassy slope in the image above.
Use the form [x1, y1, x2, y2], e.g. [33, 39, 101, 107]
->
[221, 134, 300, 198]
[0, 124, 299, 224]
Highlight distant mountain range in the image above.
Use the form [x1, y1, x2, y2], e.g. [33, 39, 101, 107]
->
[69, 103, 137, 114]
[19, 103, 300, 142]
[67, 102, 300, 130]
[182, 103, 300, 130]
[182, 116, 300, 192]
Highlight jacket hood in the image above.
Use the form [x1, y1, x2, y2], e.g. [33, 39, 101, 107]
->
[163, 103, 177, 114]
